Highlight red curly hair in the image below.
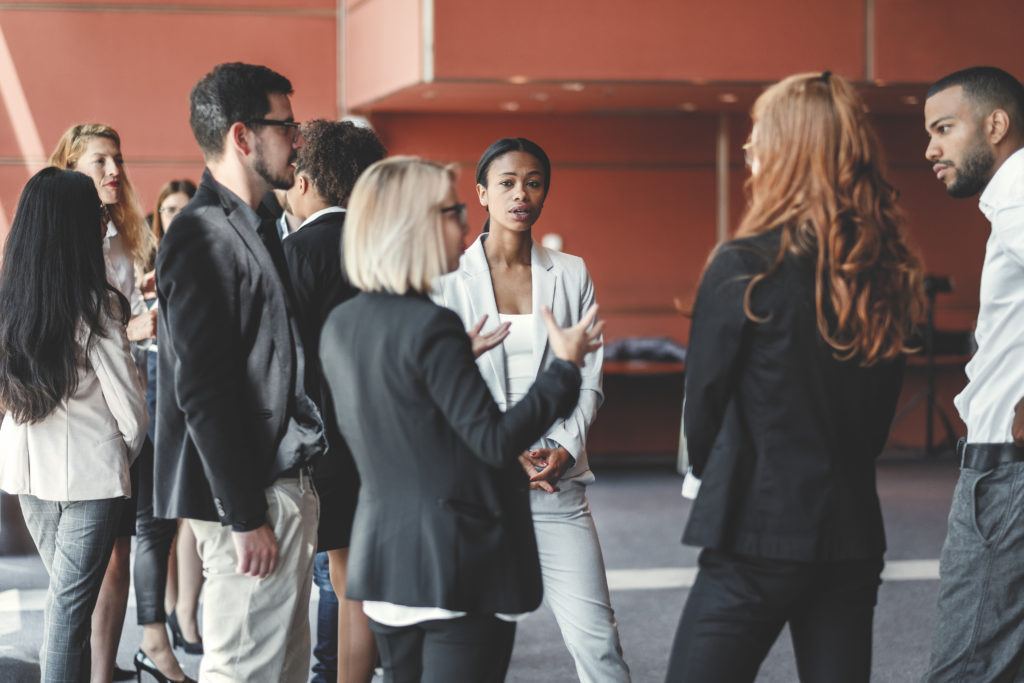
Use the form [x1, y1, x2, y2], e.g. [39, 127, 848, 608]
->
[737, 72, 924, 365]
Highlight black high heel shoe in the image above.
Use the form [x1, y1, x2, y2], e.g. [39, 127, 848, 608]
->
[167, 610, 204, 655]
[133, 649, 196, 683]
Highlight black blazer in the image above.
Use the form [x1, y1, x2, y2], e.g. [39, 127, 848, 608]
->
[320, 291, 581, 614]
[154, 170, 322, 528]
[683, 228, 905, 561]
[282, 209, 361, 550]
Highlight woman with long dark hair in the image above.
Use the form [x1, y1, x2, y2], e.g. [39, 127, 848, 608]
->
[434, 137, 630, 682]
[0, 167, 148, 682]
[320, 156, 603, 682]
[50, 124, 188, 682]
[665, 72, 924, 682]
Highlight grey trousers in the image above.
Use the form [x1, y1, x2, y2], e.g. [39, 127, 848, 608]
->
[19, 495, 124, 683]
[531, 478, 631, 683]
[925, 460, 1024, 682]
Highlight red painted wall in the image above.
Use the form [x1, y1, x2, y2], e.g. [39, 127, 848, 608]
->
[0, 2, 337, 235]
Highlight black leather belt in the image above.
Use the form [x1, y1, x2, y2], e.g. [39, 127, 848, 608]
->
[958, 438, 1024, 470]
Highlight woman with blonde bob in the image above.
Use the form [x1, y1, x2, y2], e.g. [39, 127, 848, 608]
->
[665, 72, 923, 682]
[320, 156, 603, 682]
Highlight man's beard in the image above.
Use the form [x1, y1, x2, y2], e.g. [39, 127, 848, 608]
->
[252, 141, 294, 191]
[947, 134, 995, 198]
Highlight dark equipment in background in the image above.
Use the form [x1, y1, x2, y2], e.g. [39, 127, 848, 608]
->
[897, 275, 976, 455]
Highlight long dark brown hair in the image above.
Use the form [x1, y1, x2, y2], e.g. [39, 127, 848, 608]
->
[0, 168, 129, 423]
[737, 72, 924, 365]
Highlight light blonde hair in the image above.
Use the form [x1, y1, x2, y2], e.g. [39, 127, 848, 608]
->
[49, 123, 156, 268]
[344, 156, 454, 294]
[736, 72, 923, 365]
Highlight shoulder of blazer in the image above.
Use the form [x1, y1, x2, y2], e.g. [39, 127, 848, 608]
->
[534, 242, 586, 274]
[285, 212, 344, 254]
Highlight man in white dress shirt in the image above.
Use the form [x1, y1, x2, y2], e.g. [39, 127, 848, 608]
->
[922, 66, 1024, 682]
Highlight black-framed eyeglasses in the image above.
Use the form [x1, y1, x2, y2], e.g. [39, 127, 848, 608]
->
[441, 202, 467, 226]
[245, 119, 301, 135]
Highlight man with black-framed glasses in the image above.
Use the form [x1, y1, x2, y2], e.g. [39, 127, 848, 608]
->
[154, 61, 326, 682]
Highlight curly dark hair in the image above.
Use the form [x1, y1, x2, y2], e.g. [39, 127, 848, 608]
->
[295, 119, 386, 207]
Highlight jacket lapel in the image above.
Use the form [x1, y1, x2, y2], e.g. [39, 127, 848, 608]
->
[224, 206, 294, 365]
[462, 237, 507, 406]
[530, 243, 556, 380]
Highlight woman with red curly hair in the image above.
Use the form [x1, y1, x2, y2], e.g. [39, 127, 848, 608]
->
[666, 72, 924, 682]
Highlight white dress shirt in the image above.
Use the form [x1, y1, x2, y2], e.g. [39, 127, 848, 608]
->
[955, 147, 1024, 442]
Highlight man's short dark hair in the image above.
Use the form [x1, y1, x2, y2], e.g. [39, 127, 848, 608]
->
[295, 120, 387, 207]
[189, 62, 293, 159]
[928, 66, 1024, 134]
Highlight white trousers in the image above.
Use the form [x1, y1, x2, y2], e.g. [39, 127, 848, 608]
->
[531, 476, 631, 683]
[190, 476, 318, 683]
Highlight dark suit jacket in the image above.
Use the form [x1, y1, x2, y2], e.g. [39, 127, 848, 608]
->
[154, 169, 323, 528]
[320, 291, 581, 613]
[683, 228, 905, 561]
[282, 209, 361, 550]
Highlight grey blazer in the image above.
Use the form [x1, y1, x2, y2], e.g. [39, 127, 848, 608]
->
[434, 234, 603, 480]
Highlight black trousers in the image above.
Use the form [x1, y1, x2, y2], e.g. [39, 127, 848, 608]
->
[665, 548, 883, 683]
[133, 438, 178, 625]
[369, 614, 516, 683]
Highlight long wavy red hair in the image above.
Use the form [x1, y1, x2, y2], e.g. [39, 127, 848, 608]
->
[737, 72, 924, 365]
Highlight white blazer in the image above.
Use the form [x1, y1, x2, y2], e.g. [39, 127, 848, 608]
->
[434, 234, 603, 481]
[0, 307, 148, 501]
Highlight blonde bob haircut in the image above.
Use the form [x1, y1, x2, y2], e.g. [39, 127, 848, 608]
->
[344, 156, 455, 295]
[49, 123, 156, 268]
[736, 72, 923, 366]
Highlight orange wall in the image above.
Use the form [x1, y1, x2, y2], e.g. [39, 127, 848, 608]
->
[344, 0, 422, 107]
[0, 2, 338, 235]
[432, 0, 866, 83]
[875, 0, 1024, 82]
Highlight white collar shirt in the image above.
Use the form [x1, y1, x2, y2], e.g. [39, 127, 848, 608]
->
[103, 219, 135, 302]
[955, 147, 1024, 442]
[295, 205, 345, 233]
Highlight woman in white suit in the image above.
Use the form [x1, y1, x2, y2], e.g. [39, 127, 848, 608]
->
[0, 167, 148, 682]
[435, 137, 630, 683]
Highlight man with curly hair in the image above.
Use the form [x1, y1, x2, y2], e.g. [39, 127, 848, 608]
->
[281, 118, 386, 683]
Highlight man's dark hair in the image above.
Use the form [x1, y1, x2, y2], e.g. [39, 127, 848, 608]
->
[928, 66, 1024, 135]
[295, 120, 387, 207]
[189, 62, 293, 159]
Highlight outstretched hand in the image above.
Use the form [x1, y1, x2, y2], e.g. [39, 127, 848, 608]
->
[468, 314, 511, 358]
[542, 304, 603, 368]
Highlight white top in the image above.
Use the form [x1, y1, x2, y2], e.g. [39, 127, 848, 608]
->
[955, 147, 1024, 442]
[498, 312, 535, 408]
[103, 220, 135, 302]
[362, 602, 527, 627]
[104, 220, 151, 383]
[0, 307, 148, 500]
